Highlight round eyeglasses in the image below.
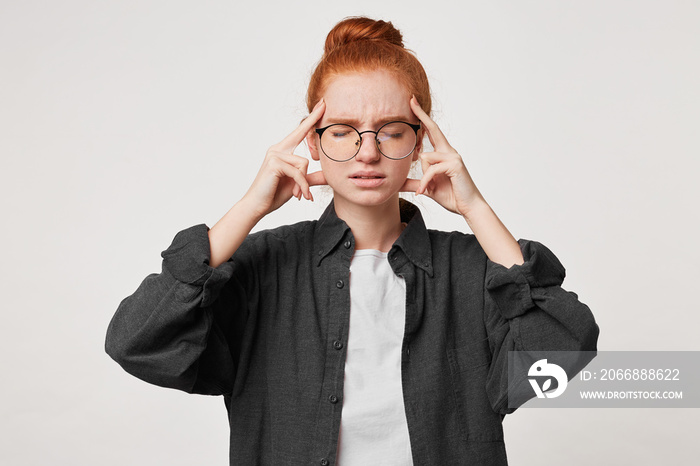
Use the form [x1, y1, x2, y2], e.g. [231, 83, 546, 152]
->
[315, 121, 421, 162]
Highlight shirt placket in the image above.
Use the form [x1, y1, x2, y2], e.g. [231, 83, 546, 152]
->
[389, 247, 422, 465]
[313, 234, 354, 466]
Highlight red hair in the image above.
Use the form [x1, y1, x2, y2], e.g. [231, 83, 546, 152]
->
[306, 17, 432, 116]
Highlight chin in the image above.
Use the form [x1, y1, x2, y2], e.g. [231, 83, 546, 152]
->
[333, 187, 401, 209]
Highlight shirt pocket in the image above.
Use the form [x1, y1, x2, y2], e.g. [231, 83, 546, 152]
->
[446, 337, 504, 442]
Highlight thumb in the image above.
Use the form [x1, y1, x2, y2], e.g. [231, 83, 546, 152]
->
[306, 170, 328, 187]
[400, 178, 421, 193]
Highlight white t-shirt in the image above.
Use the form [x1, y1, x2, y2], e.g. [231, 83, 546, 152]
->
[336, 249, 413, 465]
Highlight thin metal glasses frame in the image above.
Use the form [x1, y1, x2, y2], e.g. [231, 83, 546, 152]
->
[315, 121, 421, 162]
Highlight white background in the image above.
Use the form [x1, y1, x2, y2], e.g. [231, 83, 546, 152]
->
[1, 0, 698, 464]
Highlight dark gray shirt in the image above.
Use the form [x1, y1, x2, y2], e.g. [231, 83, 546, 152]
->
[105, 199, 599, 465]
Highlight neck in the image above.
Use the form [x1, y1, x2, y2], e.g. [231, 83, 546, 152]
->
[333, 195, 405, 253]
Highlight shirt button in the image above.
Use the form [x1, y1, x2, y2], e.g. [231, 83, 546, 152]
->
[336, 280, 344, 289]
[344, 240, 351, 249]
[328, 394, 339, 404]
[320, 459, 329, 466]
[333, 340, 343, 350]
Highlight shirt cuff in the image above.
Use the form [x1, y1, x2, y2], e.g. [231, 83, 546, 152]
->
[160, 223, 234, 306]
[484, 239, 566, 319]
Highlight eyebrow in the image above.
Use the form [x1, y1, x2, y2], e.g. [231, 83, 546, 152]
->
[324, 115, 414, 126]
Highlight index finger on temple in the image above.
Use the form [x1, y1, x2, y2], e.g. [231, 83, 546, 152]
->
[410, 96, 450, 151]
[280, 99, 326, 150]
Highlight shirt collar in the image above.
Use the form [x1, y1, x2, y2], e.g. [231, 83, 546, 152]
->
[313, 198, 434, 277]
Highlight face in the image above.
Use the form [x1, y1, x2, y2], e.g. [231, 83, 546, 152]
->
[306, 69, 423, 211]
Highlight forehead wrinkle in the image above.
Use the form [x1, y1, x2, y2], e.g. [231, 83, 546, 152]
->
[325, 115, 414, 128]
[323, 100, 413, 127]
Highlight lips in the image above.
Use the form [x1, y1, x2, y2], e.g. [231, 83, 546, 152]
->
[349, 171, 385, 179]
[349, 171, 386, 188]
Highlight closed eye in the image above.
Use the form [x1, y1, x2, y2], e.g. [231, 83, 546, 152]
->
[378, 131, 405, 141]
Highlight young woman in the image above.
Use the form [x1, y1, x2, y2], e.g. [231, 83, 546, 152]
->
[106, 16, 599, 466]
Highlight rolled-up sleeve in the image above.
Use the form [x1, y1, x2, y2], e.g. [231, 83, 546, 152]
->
[105, 223, 246, 396]
[483, 239, 600, 414]
[160, 224, 235, 307]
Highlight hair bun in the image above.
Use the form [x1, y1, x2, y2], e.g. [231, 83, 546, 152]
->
[324, 16, 403, 55]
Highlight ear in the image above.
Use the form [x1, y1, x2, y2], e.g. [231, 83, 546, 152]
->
[306, 129, 320, 161]
[412, 128, 425, 162]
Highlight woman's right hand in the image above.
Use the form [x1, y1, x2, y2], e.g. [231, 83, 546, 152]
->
[241, 99, 327, 220]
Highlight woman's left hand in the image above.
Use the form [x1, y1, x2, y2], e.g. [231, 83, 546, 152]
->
[402, 96, 485, 217]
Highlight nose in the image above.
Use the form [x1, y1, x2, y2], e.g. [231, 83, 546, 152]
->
[354, 131, 381, 163]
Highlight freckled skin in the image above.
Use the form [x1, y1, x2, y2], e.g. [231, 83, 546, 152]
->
[306, 70, 423, 213]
